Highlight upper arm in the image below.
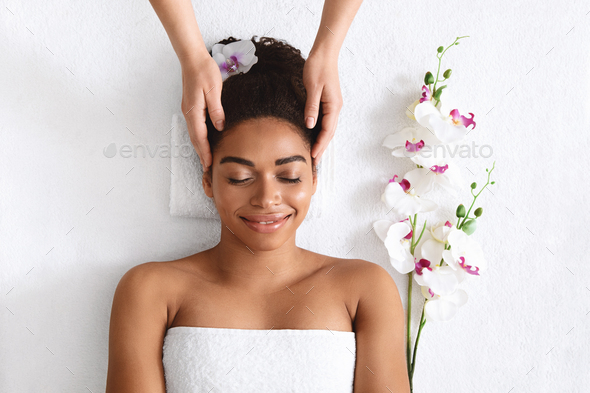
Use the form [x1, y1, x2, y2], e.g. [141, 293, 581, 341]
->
[105, 262, 169, 393]
[352, 260, 411, 393]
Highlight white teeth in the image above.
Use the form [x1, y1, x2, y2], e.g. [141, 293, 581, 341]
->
[245, 215, 289, 224]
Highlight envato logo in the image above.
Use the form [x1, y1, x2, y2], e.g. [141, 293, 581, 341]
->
[402, 141, 493, 159]
[102, 142, 195, 158]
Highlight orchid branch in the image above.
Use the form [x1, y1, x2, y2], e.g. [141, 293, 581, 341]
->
[410, 306, 426, 381]
[406, 271, 413, 382]
[406, 213, 417, 380]
[458, 161, 496, 229]
[431, 35, 469, 107]
[414, 220, 427, 251]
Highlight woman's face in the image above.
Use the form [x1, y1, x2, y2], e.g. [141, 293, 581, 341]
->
[202, 117, 317, 251]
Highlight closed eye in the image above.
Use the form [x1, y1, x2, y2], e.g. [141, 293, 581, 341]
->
[228, 177, 302, 185]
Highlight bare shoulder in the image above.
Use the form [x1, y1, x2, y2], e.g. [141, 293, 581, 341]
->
[105, 261, 180, 392]
[115, 261, 179, 304]
[346, 259, 411, 392]
[307, 256, 398, 323]
[350, 259, 400, 294]
[328, 258, 400, 300]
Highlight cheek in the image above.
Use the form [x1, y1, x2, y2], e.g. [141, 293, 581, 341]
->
[288, 184, 312, 203]
[281, 181, 314, 213]
[211, 182, 246, 214]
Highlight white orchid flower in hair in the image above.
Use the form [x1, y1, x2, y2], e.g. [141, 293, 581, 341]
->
[211, 39, 259, 81]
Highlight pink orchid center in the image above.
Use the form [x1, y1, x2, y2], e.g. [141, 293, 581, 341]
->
[399, 179, 411, 193]
[444, 220, 453, 227]
[399, 218, 413, 240]
[388, 175, 413, 194]
[223, 55, 240, 73]
[459, 256, 480, 276]
[403, 229, 413, 240]
[405, 139, 425, 153]
[415, 258, 432, 275]
[449, 109, 476, 129]
[430, 164, 448, 174]
[419, 85, 432, 103]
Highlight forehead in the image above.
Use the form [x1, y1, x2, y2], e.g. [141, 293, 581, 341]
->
[216, 118, 309, 158]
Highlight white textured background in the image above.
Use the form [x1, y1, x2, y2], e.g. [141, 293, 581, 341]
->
[1, 0, 589, 392]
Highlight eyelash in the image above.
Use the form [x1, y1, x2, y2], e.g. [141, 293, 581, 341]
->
[228, 177, 302, 185]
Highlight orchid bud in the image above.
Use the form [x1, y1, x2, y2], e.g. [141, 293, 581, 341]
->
[491, 181, 495, 184]
[461, 219, 477, 235]
[456, 204, 465, 218]
[437, 46, 444, 53]
[470, 182, 477, 189]
[424, 72, 434, 85]
[433, 85, 446, 100]
[474, 207, 483, 217]
[443, 69, 452, 79]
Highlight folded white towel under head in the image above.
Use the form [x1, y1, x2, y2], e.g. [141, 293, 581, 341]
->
[169, 114, 335, 220]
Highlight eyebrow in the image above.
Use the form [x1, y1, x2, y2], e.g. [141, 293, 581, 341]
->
[219, 155, 307, 167]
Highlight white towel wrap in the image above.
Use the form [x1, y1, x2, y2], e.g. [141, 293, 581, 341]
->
[162, 326, 356, 392]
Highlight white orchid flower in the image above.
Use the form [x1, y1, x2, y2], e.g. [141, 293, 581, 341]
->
[421, 285, 468, 322]
[405, 99, 421, 121]
[374, 219, 415, 274]
[381, 174, 438, 216]
[212, 40, 259, 82]
[382, 126, 442, 161]
[430, 220, 455, 244]
[413, 239, 461, 295]
[413, 98, 475, 144]
[403, 161, 464, 197]
[442, 228, 487, 281]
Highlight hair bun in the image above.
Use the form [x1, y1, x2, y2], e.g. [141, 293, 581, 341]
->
[205, 35, 323, 161]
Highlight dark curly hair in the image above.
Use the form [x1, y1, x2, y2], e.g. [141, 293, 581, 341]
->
[204, 35, 323, 176]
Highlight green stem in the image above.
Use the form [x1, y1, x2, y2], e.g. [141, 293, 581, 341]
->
[433, 35, 469, 107]
[414, 220, 427, 250]
[406, 271, 413, 389]
[409, 214, 418, 253]
[406, 212, 418, 391]
[458, 161, 496, 228]
[410, 305, 427, 381]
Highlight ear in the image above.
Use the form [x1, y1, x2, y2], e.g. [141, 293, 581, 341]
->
[311, 164, 318, 196]
[202, 169, 214, 199]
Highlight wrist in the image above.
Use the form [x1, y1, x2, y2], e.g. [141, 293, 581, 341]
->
[309, 42, 340, 60]
[178, 45, 211, 68]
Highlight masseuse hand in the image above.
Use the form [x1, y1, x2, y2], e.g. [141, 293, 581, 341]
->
[180, 55, 225, 171]
[303, 50, 343, 167]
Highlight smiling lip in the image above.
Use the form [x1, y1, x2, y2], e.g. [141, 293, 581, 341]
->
[240, 213, 292, 233]
[240, 213, 291, 222]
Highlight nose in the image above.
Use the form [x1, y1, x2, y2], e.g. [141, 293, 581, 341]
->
[250, 174, 282, 208]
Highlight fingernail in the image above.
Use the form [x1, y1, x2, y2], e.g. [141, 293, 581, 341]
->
[215, 120, 224, 130]
[306, 117, 314, 128]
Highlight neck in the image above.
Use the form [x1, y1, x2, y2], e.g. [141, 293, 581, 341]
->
[207, 226, 308, 293]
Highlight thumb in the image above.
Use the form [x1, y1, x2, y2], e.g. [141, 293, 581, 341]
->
[304, 84, 322, 129]
[205, 84, 225, 131]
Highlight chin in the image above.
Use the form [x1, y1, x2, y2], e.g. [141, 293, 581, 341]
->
[247, 241, 290, 252]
